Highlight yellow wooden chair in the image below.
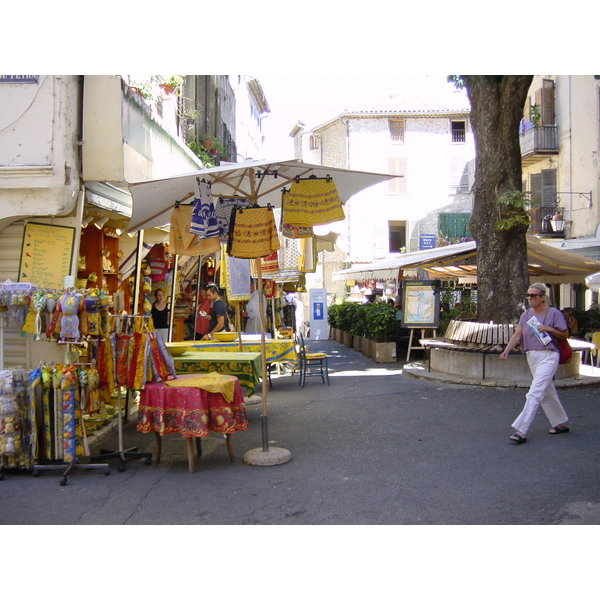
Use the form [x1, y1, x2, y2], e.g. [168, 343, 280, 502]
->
[296, 333, 330, 387]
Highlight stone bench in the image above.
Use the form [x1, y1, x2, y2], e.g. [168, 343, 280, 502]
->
[418, 320, 594, 382]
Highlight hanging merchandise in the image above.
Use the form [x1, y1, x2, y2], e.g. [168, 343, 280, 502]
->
[46, 289, 88, 343]
[263, 279, 276, 299]
[0, 369, 34, 473]
[283, 175, 345, 227]
[270, 236, 301, 283]
[190, 179, 219, 239]
[280, 189, 314, 238]
[215, 196, 253, 243]
[169, 204, 220, 256]
[221, 253, 251, 302]
[227, 206, 280, 259]
[260, 251, 280, 275]
[299, 236, 318, 273]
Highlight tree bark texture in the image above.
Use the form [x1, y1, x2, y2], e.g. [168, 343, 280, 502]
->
[461, 75, 533, 323]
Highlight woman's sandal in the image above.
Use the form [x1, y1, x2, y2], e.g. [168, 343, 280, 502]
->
[549, 425, 570, 434]
[509, 433, 527, 444]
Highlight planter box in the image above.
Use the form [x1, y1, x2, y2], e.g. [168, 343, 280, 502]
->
[335, 328, 343, 343]
[352, 335, 362, 352]
[362, 338, 371, 358]
[370, 341, 397, 363]
[343, 331, 353, 348]
[329, 327, 336, 340]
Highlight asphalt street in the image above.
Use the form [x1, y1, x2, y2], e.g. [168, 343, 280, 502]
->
[2, 338, 599, 527]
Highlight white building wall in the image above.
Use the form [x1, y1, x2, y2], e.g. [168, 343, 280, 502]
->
[0, 76, 81, 230]
[343, 114, 474, 261]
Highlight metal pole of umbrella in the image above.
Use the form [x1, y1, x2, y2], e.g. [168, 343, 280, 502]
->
[193, 257, 202, 341]
[243, 258, 291, 466]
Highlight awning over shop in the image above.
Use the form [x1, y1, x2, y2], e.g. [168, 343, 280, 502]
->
[333, 235, 600, 284]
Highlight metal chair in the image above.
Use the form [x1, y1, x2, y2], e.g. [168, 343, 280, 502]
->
[296, 333, 330, 387]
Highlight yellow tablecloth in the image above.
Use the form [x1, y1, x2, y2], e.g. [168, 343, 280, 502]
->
[165, 373, 236, 404]
[190, 339, 297, 365]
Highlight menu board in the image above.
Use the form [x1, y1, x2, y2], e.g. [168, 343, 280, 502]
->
[401, 280, 440, 328]
[18, 222, 76, 289]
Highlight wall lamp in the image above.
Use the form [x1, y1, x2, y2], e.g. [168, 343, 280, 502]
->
[94, 215, 109, 229]
[81, 214, 94, 228]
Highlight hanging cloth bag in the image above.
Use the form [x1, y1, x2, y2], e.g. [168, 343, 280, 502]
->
[284, 176, 345, 227]
[190, 180, 219, 239]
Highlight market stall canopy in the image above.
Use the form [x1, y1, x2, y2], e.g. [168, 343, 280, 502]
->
[333, 235, 600, 284]
[126, 159, 397, 233]
[585, 271, 600, 291]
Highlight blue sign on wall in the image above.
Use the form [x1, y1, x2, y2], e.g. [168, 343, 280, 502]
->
[0, 75, 39, 83]
[419, 234, 437, 250]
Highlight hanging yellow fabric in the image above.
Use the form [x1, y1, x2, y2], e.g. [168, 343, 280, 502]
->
[227, 206, 280, 258]
[284, 177, 345, 227]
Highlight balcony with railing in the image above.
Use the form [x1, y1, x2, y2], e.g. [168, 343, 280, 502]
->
[519, 125, 558, 166]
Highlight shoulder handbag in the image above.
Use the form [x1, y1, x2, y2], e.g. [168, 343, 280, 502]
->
[549, 307, 573, 364]
[553, 336, 573, 364]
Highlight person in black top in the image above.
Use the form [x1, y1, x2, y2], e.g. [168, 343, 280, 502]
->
[151, 288, 170, 342]
[202, 284, 229, 340]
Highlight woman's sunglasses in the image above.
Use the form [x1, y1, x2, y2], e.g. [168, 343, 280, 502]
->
[524, 293, 542, 298]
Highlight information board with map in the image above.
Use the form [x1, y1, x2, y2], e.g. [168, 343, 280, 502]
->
[401, 280, 440, 328]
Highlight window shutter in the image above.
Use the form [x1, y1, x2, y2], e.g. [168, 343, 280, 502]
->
[541, 169, 557, 206]
[438, 213, 471, 239]
[530, 173, 542, 205]
[387, 158, 407, 194]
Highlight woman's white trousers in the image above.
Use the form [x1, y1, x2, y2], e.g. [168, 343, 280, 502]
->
[512, 350, 568, 435]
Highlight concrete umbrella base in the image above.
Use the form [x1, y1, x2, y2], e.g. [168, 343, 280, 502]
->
[244, 447, 292, 466]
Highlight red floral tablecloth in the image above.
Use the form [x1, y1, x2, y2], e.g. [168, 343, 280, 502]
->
[136, 374, 248, 438]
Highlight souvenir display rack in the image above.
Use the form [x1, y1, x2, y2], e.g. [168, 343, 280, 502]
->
[0, 369, 34, 481]
[89, 314, 153, 472]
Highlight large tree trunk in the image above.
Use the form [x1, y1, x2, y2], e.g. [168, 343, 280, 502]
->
[462, 75, 533, 323]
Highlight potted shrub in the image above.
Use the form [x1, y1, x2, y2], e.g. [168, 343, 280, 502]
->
[337, 302, 355, 348]
[364, 303, 398, 363]
[327, 304, 340, 339]
[350, 303, 367, 352]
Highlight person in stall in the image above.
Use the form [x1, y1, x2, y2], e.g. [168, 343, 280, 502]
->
[244, 281, 266, 334]
[151, 288, 170, 343]
[202, 284, 230, 340]
[195, 284, 211, 339]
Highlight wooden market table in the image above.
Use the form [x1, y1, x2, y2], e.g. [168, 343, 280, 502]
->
[137, 374, 248, 473]
[171, 351, 262, 396]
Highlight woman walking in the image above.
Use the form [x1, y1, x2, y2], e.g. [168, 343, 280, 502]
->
[500, 283, 570, 444]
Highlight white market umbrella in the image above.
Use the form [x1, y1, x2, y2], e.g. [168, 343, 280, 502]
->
[126, 158, 395, 232]
[127, 158, 397, 464]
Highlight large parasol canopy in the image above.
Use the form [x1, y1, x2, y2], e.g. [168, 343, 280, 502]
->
[126, 158, 396, 232]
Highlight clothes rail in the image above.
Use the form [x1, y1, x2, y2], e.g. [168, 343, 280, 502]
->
[90, 314, 153, 472]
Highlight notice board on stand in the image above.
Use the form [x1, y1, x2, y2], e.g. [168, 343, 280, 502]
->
[401, 279, 440, 328]
[18, 222, 76, 289]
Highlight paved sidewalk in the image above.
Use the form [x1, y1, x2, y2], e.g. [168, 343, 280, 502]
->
[1, 338, 599, 525]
